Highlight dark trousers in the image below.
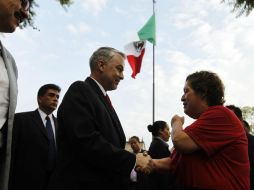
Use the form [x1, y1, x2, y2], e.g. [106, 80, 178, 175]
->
[0, 121, 7, 174]
[0, 121, 7, 160]
[176, 188, 212, 190]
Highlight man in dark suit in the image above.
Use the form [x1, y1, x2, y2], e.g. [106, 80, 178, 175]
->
[126, 136, 150, 190]
[0, 1, 29, 189]
[9, 84, 61, 190]
[48, 47, 151, 190]
[243, 120, 254, 190]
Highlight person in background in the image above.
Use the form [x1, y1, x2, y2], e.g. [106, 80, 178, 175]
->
[145, 71, 250, 190]
[226, 104, 254, 190]
[243, 120, 254, 190]
[48, 47, 150, 190]
[125, 136, 149, 190]
[225, 105, 243, 122]
[9, 84, 61, 190]
[147, 120, 173, 190]
[129, 136, 145, 154]
[0, 0, 29, 189]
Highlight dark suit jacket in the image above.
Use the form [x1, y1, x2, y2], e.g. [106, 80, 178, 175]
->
[48, 78, 136, 190]
[247, 134, 254, 190]
[148, 137, 173, 190]
[0, 41, 18, 190]
[9, 110, 58, 190]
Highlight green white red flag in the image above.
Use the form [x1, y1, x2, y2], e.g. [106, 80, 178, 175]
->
[124, 41, 146, 78]
[138, 13, 156, 45]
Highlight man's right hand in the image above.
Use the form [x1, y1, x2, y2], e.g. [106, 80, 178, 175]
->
[135, 152, 154, 174]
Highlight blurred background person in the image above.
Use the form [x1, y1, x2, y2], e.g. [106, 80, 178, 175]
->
[226, 104, 254, 190]
[0, 1, 29, 189]
[147, 120, 173, 190]
[124, 136, 149, 190]
[243, 120, 254, 190]
[129, 136, 145, 154]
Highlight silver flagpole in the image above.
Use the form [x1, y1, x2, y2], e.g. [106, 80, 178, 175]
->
[152, 0, 155, 123]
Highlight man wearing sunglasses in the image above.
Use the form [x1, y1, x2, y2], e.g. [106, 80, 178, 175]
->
[0, 0, 29, 190]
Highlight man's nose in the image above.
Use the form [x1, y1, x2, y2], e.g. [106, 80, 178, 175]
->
[120, 72, 124, 80]
[181, 94, 185, 101]
[53, 96, 59, 101]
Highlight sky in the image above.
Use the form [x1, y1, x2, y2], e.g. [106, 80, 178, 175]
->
[1, 0, 254, 148]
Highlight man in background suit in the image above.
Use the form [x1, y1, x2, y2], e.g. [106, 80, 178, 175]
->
[48, 47, 151, 190]
[126, 136, 150, 190]
[10, 84, 61, 190]
[0, 1, 29, 189]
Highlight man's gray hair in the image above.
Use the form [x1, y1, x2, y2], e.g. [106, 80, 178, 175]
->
[89, 47, 125, 71]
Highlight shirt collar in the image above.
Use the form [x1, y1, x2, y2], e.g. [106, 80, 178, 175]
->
[38, 108, 53, 120]
[89, 77, 107, 96]
[154, 136, 169, 147]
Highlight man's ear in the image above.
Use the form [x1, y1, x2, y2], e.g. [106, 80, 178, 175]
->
[98, 60, 106, 72]
[38, 97, 42, 105]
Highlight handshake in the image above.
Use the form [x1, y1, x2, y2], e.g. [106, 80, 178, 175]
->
[135, 152, 155, 174]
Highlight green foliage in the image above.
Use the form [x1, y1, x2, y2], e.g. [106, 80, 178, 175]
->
[20, 0, 254, 29]
[242, 106, 254, 121]
[20, 0, 72, 29]
[241, 106, 254, 134]
[223, 0, 254, 17]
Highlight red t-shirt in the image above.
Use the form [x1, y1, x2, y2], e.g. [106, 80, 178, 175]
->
[171, 106, 250, 190]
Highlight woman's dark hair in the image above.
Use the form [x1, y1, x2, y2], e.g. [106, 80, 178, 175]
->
[243, 120, 250, 131]
[147, 120, 167, 137]
[186, 71, 225, 106]
[226, 105, 243, 120]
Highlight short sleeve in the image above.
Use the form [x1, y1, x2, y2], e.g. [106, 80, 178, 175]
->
[184, 106, 243, 157]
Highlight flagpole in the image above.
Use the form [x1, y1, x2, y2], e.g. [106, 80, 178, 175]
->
[152, 0, 155, 123]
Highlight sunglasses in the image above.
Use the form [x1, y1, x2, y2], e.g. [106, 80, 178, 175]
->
[21, 0, 30, 11]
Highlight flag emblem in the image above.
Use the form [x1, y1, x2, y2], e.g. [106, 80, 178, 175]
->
[124, 41, 146, 78]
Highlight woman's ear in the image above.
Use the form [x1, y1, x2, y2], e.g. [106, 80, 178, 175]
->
[158, 128, 163, 136]
[199, 91, 207, 100]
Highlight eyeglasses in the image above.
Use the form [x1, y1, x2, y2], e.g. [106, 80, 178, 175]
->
[21, 0, 30, 11]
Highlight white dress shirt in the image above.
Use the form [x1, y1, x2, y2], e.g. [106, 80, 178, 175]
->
[37, 109, 56, 139]
[0, 50, 9, 129]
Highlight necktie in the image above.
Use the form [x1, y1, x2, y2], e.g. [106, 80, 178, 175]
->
[45, 116, 56, 170]
[105, 94, 113, 108]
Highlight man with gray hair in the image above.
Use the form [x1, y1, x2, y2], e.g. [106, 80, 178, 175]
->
[48, 47, 150, 190]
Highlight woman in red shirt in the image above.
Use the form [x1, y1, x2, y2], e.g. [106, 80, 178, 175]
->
[150, 71, 250, 190]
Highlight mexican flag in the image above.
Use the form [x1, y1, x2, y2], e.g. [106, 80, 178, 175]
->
[124, 41, 146, 78]
[124, 13, 156, 78]
[138, 13, 156, 45]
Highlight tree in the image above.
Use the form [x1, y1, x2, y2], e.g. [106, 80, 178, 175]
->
[23, 0, 254, 29]
[241, 106, 254, 134]
[22, 0, 72, 29]
[223, 0, 254, 16]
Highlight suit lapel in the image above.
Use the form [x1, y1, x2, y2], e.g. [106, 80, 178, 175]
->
[32, 110, 48, 139]
[85, 78, 126, 145]
[52, 115, 58, 142]
[0, 41, 18, 118]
